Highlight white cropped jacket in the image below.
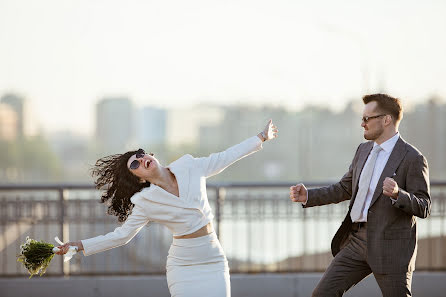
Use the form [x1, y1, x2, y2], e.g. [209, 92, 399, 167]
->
[81, 136, 263, 256]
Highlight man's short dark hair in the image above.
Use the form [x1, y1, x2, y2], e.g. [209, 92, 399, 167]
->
[363, 93, 403, 124]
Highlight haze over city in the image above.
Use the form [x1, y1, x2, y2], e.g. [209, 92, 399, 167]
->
[1, 0, 446, 135]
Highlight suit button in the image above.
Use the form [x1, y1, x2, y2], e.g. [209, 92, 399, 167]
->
[399, 205, 404, 209]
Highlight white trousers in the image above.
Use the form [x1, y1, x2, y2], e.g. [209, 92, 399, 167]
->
[166, 232, 230, 297]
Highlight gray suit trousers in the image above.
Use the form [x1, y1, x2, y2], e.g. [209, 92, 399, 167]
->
[312, 225, 412, 297]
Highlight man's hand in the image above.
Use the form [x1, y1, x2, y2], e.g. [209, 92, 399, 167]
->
[383, 177, 399, 199]
[289, 183, 308, 203]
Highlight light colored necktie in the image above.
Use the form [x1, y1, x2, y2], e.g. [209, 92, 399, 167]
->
[350, 144, 383, 222]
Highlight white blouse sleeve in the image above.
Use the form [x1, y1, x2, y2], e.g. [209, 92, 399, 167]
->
[194, 136, 263, 178]
[81, 204, 150, 256]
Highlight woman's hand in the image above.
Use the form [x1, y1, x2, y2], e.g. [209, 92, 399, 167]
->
[55, 241, 84, 255]
[258, 119, 278, 142]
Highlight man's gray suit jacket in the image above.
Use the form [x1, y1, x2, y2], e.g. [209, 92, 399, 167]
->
[305, 137, 431, 274]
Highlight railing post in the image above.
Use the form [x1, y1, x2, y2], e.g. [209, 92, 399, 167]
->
[302, 205, 307, 270]
[58, 187, 69, 276]
[215, 187, 226, 240]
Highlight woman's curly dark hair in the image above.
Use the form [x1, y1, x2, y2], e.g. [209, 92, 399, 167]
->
[91, 149, 151, 222]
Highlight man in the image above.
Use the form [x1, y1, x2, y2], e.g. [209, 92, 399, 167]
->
[290, 94, 431, 296]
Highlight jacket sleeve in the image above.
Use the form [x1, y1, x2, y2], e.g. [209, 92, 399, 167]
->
[304, 144, 360, 208]
[193, 136, 263, 178]
[81, 204, 150, 256]
[392, 154, 431, 218]
[305, 163, 354, 208]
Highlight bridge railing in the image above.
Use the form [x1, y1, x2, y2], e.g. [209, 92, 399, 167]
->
[1, 182, 445, 276]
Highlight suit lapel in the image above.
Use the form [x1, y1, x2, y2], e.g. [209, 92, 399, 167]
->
[171, 166, 190, 200]
[140, 165, 190, 206]
[350, 142, 373, 208]
[355, 142, 374, 185]
[369, 137, 408, 208]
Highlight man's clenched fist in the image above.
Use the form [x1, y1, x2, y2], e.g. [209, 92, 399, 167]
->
[383, 177, 399, 199]
[289, 183, 308, 203]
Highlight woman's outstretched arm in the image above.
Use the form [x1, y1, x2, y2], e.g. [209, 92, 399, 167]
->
[55, 204, 150, 256]
[195, 119, 278, 178]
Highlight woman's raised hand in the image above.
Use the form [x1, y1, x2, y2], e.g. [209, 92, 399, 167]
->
[260, 119, 278, 141]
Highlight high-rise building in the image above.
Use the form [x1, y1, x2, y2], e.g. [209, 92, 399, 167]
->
[0, 103, 18, 141]
[137, 106, 167, 146]
[96, 97, 134, 153]
[1, 93, 24, 138]
[166, 105, 224, 147]
[401, 97, 446, 179]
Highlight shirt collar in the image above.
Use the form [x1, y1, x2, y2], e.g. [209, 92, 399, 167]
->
[374, 132, 400, 153]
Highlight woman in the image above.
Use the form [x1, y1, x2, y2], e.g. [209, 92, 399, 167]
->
[56, 119, 278, 297]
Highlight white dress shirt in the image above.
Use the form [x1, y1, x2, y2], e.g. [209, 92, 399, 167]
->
[355, 132, 400, 222]
[302, 132, 401, 219]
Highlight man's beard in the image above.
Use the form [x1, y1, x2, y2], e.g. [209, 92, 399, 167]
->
[364, 127, 384, 141]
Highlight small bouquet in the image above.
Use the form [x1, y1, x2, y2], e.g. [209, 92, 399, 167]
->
[17, 236, 78, 278]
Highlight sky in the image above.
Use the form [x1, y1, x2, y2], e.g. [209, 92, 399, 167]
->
[1, 0, 445, 136]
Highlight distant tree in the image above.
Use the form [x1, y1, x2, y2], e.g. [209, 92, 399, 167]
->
[0, 135, 61, 183]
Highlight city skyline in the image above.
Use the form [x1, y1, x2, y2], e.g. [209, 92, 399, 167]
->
[1, 90, 443, 138]
[1, 94, 445, 184]
[1, 0, 446, 135]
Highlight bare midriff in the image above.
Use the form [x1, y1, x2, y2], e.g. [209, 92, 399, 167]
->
[173, 223, 214, 239]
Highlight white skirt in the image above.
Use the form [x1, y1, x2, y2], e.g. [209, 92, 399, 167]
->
[166, 232, 230, 297]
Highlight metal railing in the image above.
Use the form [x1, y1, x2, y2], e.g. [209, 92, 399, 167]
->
[1, 182, 445, 277]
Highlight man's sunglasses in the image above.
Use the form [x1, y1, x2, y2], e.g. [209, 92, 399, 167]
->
[361, 114, 386, 124]
[129, 149, 154, 170]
